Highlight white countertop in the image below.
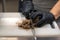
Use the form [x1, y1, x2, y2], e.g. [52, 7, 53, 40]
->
[0, 13, 60, 37]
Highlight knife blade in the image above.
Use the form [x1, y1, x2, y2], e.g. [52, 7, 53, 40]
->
[30, 19, 37, 40]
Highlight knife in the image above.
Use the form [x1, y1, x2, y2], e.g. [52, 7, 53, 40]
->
[30, 19, 37, 40]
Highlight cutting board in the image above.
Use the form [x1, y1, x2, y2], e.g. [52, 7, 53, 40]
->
[0, 13, 60, 37]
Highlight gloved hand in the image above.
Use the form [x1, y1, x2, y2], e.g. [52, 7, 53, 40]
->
[18, 0, 34, 19]
[30, 11, 55, 27]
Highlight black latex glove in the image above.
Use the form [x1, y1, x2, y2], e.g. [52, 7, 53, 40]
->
[18, 0, 34, 19]
[30, 11, 55, 28]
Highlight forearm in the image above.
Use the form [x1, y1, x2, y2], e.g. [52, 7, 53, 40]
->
[50, 0, 60, 19]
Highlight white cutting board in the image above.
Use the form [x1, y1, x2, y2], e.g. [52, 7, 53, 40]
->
[0, 13, 60, 37]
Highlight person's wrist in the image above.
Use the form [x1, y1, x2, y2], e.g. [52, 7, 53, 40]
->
[50, 11, 59, 19]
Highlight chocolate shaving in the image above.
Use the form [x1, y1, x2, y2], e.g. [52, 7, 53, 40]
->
[17, 17, 40, 29]
[17, 19, 31, 29]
